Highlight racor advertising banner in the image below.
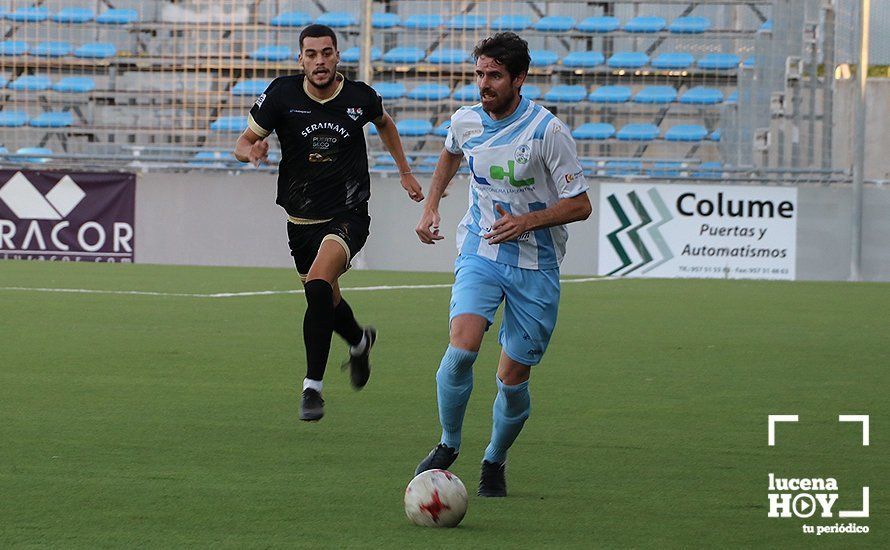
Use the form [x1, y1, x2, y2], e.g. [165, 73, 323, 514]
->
[0, 170, 136, 263]
[598, 183, 798, 280]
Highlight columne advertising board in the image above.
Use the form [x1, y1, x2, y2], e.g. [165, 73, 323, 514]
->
[0, 170, 136, 263]
[598, 183, 798, 280]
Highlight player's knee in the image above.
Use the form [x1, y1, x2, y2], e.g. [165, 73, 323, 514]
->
[497, 364, 531, 386]
[304, 279, 334, 310]
[449, 315, 486, 351]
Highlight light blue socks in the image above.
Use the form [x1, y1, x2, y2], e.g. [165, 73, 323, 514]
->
[483, 377, 531, 464]
[436, 345, 478, 450]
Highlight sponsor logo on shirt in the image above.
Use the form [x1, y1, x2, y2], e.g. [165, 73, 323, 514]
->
[255, 93, 266, 108]
[290, 109, 312, 115]
[312, 136, 338, 151]
[301, 122, 350, 139]
[565, 170, 583, 184]
[308, 153, 332, 163]
[490, 160, 535, 188]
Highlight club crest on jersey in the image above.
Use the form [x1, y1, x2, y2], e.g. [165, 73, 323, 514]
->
[514, 145, 531, 164]
[346, 107, 363, 121]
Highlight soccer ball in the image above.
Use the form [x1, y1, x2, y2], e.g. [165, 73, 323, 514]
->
[404, 469, 468, 528]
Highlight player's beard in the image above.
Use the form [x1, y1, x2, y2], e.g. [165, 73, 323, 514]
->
[481, 88, 516, 117]
[310, 69, 336, 89]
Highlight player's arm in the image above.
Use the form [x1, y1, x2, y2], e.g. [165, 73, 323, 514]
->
[234, 126, 270, 167]
[372, 110, 423, 202]
[415, 148, 463, 244]
[484, 194, 591, 244]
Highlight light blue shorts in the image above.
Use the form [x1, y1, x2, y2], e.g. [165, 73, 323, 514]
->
[449, 254, 560, 366]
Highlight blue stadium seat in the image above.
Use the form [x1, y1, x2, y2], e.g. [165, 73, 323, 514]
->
[407, 84, 451, 101]
[0, 76, 6, 88]
[340, 46, 382, 63]
[453, 84, 479, 102]
[432, 121, 450, 137]
[650, 161, 684, 177]
[383, 47, 425, 64]
[427, 48, 469, 64]
[572, 122, 615, 140]
[30, 112, 74, 128]
[210, 116, 245, 132]
[190, 151, 247, 167]
[608, 52, 648, 68]
[695, 161, 723, 179]
[96, 9, 138, 24]
[530, 50, 559, 67]
[760, 20, 772, 32]
[589, 85, 632, 103]
[53, 77, 96, 93]
[0, 146, 7, 156]
[664, 124, 708, 141]
[0, 112, 29, 127]
[75, 42, 117, 59]
[448, 15, 486, 30]
[710, 129, 721, 141]
[617, 123, 659, 141]
[577, 16, 619, 33]
[33, 42, 73, 57]
[533, 16, 575, 32]
[669, 16, 711, 33]
[521, 84, 542, 100]
[315, 12, 357, 28]
[396, 119, 433, 136]
[250, 46, 291, 61]
[9, 75, 53, 91]
[53, 7, 95, 24]
[15, 147, 53, 163]
[374, 154, 397, 166]
[605, 160, 644, 176]
[404, 14, 442, 29]
[7, 7, 49, 22]
[372, 82, 406, 100]
[0, 41, 29, 56]
[562, 51, 605, 68]
[372, 13, 400, 28]
[697, 53, 740, 70]
[743, 56, 756, 69]
[491, 14, 531, 31]
[651, 52, 694, 69]
[232, 80, 270, 96]
[679, 87, 723, 105]
[633, 86, 677, 104]
[624, 16, 666, 33]
[270, 12, 311, 27]
[544, 85, 587, 103]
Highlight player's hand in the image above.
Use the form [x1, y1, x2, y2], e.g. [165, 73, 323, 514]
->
[415, 208, 444, 244]
[400, 172, 424, 202]
[249, 139, 270, 167]
[484, 204, 528, 244]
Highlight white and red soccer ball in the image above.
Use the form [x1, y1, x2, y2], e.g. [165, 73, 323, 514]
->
[404, 469, 468, 527]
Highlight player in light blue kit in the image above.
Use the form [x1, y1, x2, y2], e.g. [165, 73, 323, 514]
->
[413, 33, 592, 497]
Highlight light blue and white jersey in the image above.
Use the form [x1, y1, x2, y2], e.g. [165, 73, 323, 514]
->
[445, 96, 588, 270]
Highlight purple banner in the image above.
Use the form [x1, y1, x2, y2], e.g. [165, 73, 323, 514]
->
[0, 170, 136, 263]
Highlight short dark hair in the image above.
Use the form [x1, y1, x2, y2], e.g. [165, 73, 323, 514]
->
[472, 32, 530, 78]
[299, 24, 338, 50]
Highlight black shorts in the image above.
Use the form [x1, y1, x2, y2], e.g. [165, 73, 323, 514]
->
[286, 203, 370, 278]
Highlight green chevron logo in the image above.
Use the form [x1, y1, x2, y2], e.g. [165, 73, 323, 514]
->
[605, 188, 674, 276]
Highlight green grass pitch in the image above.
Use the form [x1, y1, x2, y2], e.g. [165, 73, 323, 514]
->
[1, 261, 888, 548]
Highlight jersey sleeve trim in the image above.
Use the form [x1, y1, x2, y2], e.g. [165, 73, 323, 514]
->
[247, 114, 270, 138]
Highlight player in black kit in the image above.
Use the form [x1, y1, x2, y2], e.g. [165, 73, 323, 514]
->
[234, 24, 423, 422]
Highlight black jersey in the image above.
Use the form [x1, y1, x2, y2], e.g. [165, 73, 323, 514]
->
[248, 74, 383, 219]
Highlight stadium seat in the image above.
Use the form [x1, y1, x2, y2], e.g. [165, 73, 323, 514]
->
[633, 86, 677, 104]
[572, 122, 615, 140]
[374, 154, 397, 166]
[396, 119, 433, 137]
[30, 112, 75, 128]
[96, 9, 138, 24]
[562, 51, 605, 68]
[743, 56, 756, 69]
[710, 129, 722, 141]
[372, 82, 406, 100]
[340, 46, 382, 63]
[270, 12, 311, 27]
[530, 50, 559, 67]
[383, 47, 425, 64]
[75, 42, 117, 59]
[697, 53, 740, 70]
[651, 52, 694, 69]
[726, 91, 739, 104]
[407, 84, 451, 101]
[651, 161, 684, 177]
[190, 150, 246, 167]
[0, 146, 7, 156]
[679, 87, 723, 105]
[544, 85, 587, 103]
[617, 123, 659, 141]
[521, 85, 542, 100]
[533, 16, 575, 32]
[250, 46, 291, 61]
[315, 12, 357, 28]
[448, 15, 486, 30]
[608, 52, 648, 68]
[403, 14, 442, 29]
[7, 7, 49, 22]
[669, 16, 711, 33]
[432, 121, 450, 137]
[760, 20, 772, 32]
[664, 124, 708, 141]
[625, 16, 666, 33]
[15, 147, 53, 163]
[372, 13, 400, 28]
[0, 76, 6, 88]
[53, 7, 95, 24]
[695, 161, 723, 178]
[33, 42, 73, 57]
[9, 75, 53, 91]
[427, 48, 469, 65]
[605, 160, 643, 176]
[490, 14, 531, 31]
[0, 41, 29, 56]
[232, 80, 270, 96]
[0, 112, 29, 127]
[210, 116, 245, 132]
[589, 85, 632, 103]
[577, 16, 620, 33]
[53, 76, 96, 93]
[453, 84, 479, 102]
